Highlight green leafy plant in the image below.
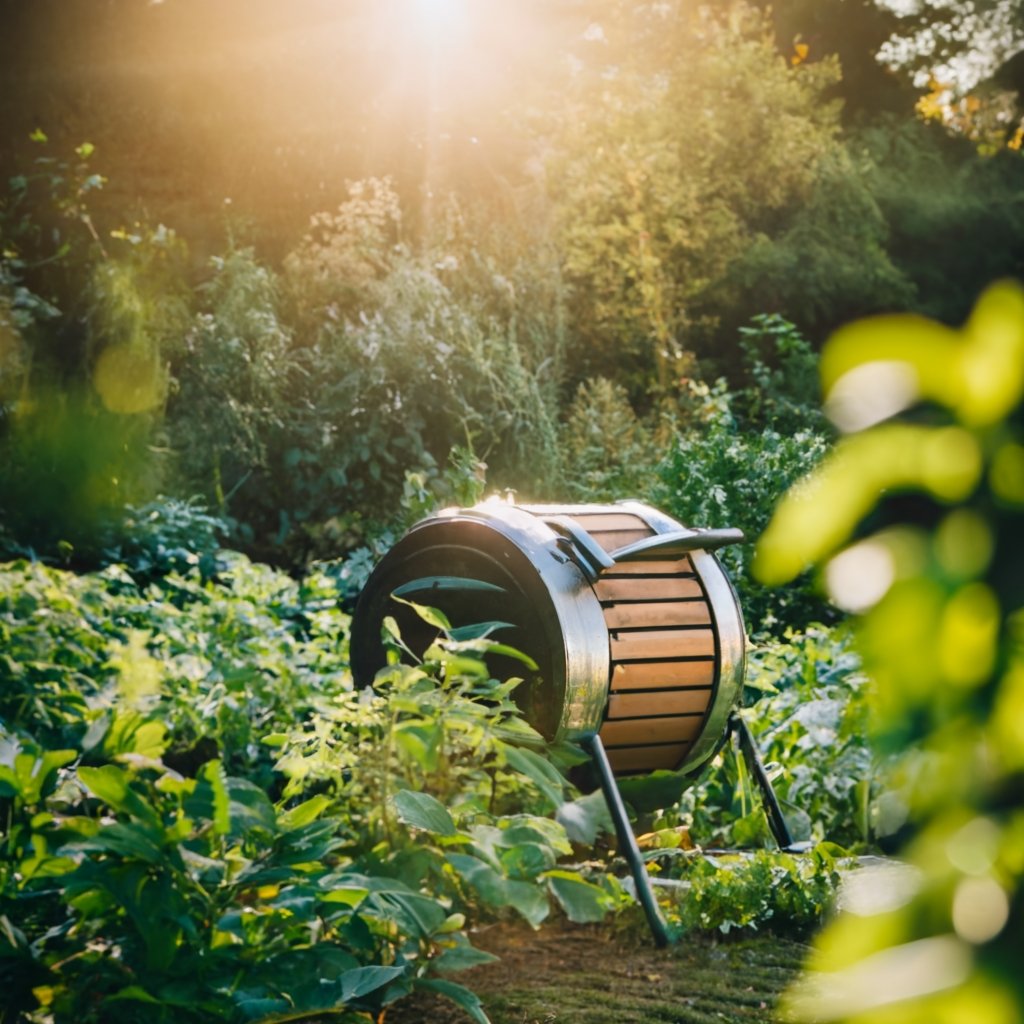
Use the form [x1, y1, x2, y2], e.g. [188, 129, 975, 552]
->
[650, 846, 843, 938]
[167, 244, 293, 552]
[0, 132, 106, 339]
[560, 376, 660, 502]
[733, 314, 831, 437]
[99, 497, 229, 580]
[269, 601, 624, 928]
[0, 553, 629, 1024]
[679, 627, 880, 851]
[654, 378, 833, 632]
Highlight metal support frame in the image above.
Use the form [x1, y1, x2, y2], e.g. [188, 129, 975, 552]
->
[730, 713, 794, 850]
[581, 720, 800, 947]
[582, 733, 669, 948]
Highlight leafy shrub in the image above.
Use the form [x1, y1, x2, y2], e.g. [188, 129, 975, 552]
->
[731, 314, 831, 437]
[560, 377, 660, 502]
[680, 626, 879, 851]
[716, 148, 915, 341]
[855, 116, 1024, 329]
[654, 383, 833, 632]
[167, 245, 293, 548]
[2, 753, 456, 1023]
[99, 497, 229, 580]
[282, 176, 403, 330]
[546, 2, 847, 398]
[0, 553, 349, 787]
[0, 133, 105, 345]
[273, 186, 564, 558]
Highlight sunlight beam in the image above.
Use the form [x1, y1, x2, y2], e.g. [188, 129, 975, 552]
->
[409, 0, 468, 45]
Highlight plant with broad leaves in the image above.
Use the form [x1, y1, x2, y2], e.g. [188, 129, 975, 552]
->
[0, 556, 627, 1024]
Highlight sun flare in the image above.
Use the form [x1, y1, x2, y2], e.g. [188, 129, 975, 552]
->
[409, 0, 468, 40]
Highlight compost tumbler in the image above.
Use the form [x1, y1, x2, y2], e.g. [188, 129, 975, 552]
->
[350, 499, 765, 945]
[351, 499, 746, 777]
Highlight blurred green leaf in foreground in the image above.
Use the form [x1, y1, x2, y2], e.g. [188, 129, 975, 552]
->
[756, 281, 1024, 1024]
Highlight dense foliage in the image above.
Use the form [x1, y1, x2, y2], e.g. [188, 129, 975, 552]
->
[680, 626, 876, 852]
[2, 1, 1023, 576]
[758, 283, 1024, 1022]
[0, 552, 631, 1023]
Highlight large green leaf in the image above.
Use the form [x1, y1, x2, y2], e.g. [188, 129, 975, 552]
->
[447, 639, 539, 671]
[448, 620, 515, 642]
[447, 853, 549, 927]
[0, 746, 76, 804]
[545, 870, 611, 924]
[277, 794, 332, 830]
[337, 964, 408, 1003]
[393, 722, 442, 772]
[556, 791, 614, 845]
[390, 594, 452, 631]
[615, 770, 695, 816]
[104, 985, 161, 1005]
[392, 789, 457, 837]
[73, 821, 165, 864]
[227, 778, 278, 835]
[360, 878, 449, 937]
[431, 935, 500, 974]
[417, 978, 491, 1024]
[78, 765, 161, 827]
[501, 745, 566, 809]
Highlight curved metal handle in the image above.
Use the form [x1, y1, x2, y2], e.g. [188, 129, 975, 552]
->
[610, 527, 744, 562]
[542, 515, 615, 582]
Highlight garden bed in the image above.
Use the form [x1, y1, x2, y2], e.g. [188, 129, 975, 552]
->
[387, 919, 808, 1024]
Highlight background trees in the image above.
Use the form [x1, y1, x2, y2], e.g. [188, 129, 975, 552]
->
[2, 0, 1023, 569]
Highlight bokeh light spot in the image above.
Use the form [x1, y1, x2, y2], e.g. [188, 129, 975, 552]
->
[92, 345, 167, 415]
[990, 442, 1024, 507]
[939, 584, 999, 689]
[946, 816, 1000, 876]
[951, 877, 1009, 944]
[922, 428, 982, 501]
[826, 538, 896, 613]
[934, 509, 993, 581]
[826, 360, 919, 432]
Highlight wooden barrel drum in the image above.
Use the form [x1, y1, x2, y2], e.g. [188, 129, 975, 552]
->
[351, 501, 745, 778]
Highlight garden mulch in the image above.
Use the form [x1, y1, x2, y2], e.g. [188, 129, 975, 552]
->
[385, 918, 809, 1024]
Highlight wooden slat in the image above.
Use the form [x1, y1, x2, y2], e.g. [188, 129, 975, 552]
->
[607, 689, 714, 719]
[595, 577, 704, 602]
[604, 743, 691, 773]
[600, 557, 695, 577]
[600, 715, 705, 747]
[611, 660, 716, 690]
[585, 529, 651, 553]
[610, 628, 715, 661]
[603, 600, 711, 630]
[562, 513, 650, 533]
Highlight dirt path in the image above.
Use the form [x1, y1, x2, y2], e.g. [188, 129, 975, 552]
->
[386, 919, 809, 1024]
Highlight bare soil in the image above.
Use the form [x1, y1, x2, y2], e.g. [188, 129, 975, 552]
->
[385, 918, 809, 1024]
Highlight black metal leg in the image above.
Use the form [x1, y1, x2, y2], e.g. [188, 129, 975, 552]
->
[582, 733, 670, 948]
[730, 713, 795, 850]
